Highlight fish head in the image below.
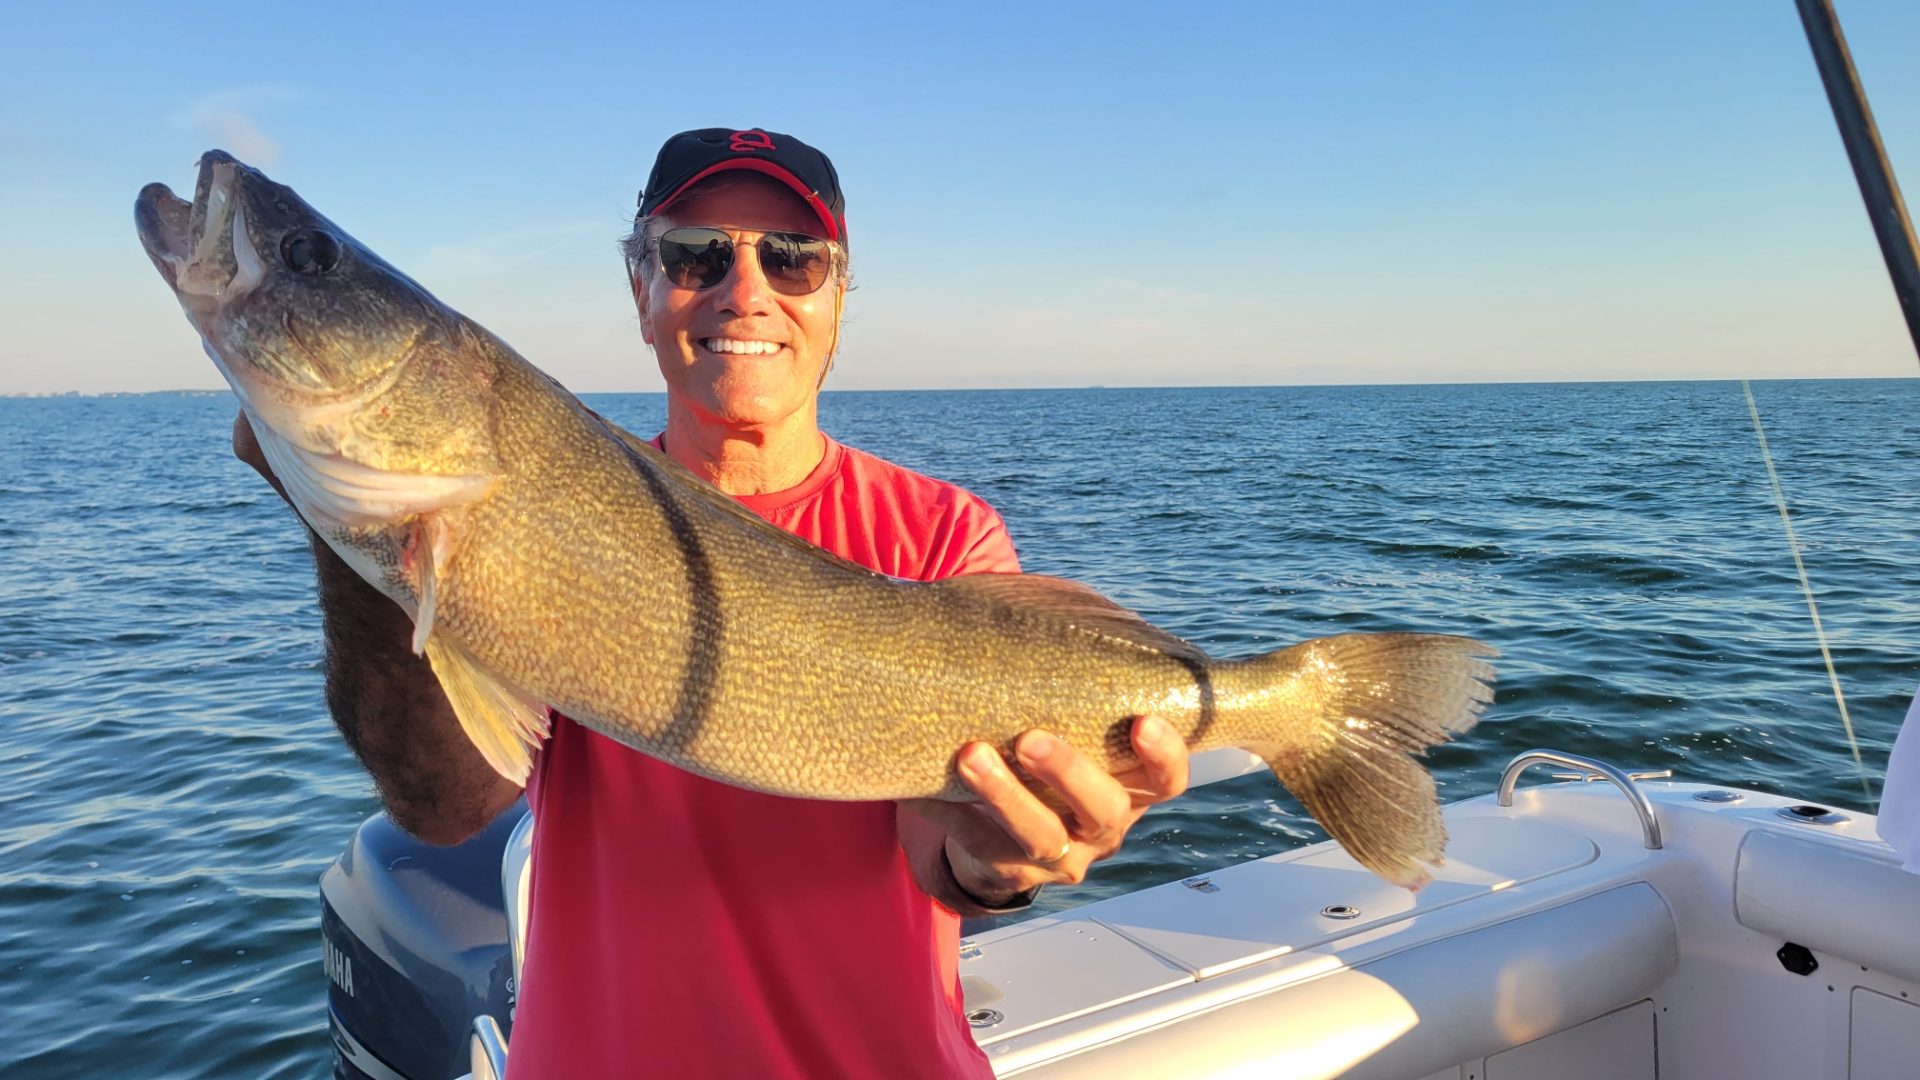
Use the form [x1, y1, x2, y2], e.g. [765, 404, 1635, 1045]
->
[136, 150, 502, 604]
[136, 150, 456, 420]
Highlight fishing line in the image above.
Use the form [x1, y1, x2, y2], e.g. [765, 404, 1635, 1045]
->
[1742, 379, 1871, 798]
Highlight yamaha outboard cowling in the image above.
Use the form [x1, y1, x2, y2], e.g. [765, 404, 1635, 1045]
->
[322, 801, 526, 1080]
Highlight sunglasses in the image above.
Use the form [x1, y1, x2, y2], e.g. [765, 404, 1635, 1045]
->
[655, 226, 835, 296]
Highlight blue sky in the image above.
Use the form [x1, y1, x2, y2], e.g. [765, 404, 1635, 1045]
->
[3, 1, 1917, 395]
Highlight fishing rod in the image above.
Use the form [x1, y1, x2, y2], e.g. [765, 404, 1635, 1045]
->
[1795, 0, 1920, 362]
[1734, 2, 1918, 801]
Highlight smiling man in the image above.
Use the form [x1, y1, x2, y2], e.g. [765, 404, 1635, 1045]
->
[239, 127, 1189, 1077]
[508, 128, 1193, 1077]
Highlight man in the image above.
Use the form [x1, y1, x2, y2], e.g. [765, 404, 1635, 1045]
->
[236, 127, 1188, 1077]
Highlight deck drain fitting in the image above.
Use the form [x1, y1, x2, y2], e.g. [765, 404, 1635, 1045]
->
[967, 1008, 1004, 1029]
[1321, 904, 1362, 920]
[1692, 789, 1744, 803]
[1777, 942, 1819, 976]
[1778, 804, 1849, 826]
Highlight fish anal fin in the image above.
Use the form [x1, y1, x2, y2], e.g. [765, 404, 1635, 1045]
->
[933, 573, 1207, 662]
[424, 632, 550, 785]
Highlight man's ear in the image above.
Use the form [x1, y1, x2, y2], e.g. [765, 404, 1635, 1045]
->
[633, 273, 654, 346]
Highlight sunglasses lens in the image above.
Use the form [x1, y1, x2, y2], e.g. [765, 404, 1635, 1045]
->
[757, 233, 832, 295]
[658, 228, 733, 289]
[656, 228, 832, 295]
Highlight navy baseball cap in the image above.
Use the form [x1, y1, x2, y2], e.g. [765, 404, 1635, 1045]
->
[638, 127, 847, 244]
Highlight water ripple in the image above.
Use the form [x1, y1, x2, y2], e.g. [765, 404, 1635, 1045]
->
[4, 381, 1918, 1073]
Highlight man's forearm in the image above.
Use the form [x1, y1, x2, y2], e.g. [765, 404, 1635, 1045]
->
[233, 408, 517, 841]
[309, 531, 521, 843]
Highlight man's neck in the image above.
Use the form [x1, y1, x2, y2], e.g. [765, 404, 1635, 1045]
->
[660, 410, 828, 497]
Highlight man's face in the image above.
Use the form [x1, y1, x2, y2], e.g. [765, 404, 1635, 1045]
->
[635, 176, 842, 431]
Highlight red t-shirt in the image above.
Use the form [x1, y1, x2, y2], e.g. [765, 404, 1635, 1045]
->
[511, 436, 1017, 1078]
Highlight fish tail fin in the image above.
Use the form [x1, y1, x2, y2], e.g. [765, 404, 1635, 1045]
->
[1221, 633, 1497, 890]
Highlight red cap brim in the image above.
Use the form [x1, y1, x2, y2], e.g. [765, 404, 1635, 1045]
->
[650, 159, 842, 243]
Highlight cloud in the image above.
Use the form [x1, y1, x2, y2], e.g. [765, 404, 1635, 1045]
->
[170, 86, 301, 167]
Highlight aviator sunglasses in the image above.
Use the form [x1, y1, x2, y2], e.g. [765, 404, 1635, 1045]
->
[655, 226, 836, 296]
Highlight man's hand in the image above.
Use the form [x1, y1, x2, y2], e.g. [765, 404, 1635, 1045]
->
[901, 716, 1189, 910]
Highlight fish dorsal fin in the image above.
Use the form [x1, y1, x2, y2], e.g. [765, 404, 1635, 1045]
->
[932, 573, 1208, 662]
[423, 631, 551, 785]
[585, 409, 886, 579]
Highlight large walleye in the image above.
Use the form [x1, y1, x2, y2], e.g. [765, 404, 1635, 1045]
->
[135, 150, 1495, 888]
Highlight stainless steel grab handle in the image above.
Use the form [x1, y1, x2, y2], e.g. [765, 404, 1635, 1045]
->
[1497, 749, 1664, 850]
[469, 1015, 509, 1080]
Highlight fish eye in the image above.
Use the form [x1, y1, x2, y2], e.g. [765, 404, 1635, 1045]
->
[281, 229, 342, 275]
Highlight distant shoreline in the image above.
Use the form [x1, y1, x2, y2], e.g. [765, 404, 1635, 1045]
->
[6, 374, 1919, 400]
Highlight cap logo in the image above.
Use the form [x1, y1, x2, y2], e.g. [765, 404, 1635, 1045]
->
[728, 130, 775, 153]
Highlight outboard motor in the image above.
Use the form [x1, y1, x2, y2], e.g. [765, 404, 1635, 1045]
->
[321, 801, 526, 1080]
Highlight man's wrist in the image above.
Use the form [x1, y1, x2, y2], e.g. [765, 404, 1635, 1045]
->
[940, 846, 1041, 916]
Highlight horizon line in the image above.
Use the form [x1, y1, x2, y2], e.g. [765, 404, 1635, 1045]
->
[6, 371, 1919, 400]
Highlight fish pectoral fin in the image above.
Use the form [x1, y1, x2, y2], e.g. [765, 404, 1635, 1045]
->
[423, 632, 551, 785]
[408, 515, 455, 656]
[932, 573, 1208, 662]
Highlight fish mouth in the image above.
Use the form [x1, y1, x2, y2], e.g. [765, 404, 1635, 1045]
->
[135, 150, 298, 415]
[133, 180, 194, 288]
[134, 150, 266, 310]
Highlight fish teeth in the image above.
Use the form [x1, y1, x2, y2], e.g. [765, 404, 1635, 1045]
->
[229, 204, 265, 299]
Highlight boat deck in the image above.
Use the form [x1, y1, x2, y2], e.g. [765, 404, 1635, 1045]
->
[959, 768, 1919, 1079]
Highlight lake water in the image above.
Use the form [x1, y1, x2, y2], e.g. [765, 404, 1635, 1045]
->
[3, 380, 1916, 1076]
